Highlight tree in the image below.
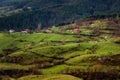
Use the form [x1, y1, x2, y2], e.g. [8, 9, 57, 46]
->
[36, 23, 41, 33]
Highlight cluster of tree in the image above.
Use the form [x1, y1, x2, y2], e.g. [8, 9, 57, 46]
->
[88, 14, 120, 19]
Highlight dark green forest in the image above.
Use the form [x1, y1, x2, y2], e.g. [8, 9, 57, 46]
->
[0, 0, 120, 30]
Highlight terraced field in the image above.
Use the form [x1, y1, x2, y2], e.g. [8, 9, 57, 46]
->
[0, 28, 120, 80]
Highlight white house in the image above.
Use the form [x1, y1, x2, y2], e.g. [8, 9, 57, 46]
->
[9, 29, 15, 33]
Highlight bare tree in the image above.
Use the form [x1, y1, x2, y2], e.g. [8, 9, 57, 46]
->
[36, 23, 41, 33]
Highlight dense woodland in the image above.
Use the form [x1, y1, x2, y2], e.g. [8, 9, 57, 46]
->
[0, 0, 120, 30]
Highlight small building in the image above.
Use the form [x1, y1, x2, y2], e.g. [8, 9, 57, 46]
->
[21, 31, 28, 34]
[21, 29, 31, 34]
[73, 28, 81, 34]
[9, 29, 15, 33]
[45, 29, 52, 33]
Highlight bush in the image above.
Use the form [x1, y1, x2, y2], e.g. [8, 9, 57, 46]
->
[84, 49, 92, 54]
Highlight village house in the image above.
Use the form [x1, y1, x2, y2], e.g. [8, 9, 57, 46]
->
[9, 29, 15, 33]
[45, 28, 52, 33]
[73, 28, 81, 34]
[21, 29, 31, 34]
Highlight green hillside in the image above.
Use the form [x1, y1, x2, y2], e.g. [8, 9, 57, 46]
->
[0, 18, 120, 79]
[18, 75, 82, 80]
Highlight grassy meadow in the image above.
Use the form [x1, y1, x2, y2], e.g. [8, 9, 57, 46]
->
[0, 19, 120, 80]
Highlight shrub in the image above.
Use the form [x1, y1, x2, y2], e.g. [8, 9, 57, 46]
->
[84, 49, 92, 54]
[90, 45, 98, 54]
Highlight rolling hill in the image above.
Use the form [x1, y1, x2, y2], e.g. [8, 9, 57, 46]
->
[0, 18, 120, 80]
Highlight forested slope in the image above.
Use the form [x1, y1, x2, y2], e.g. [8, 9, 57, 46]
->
[0, 0, 120, 30]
